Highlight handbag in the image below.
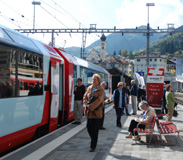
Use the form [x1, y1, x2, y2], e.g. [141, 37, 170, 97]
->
[88, 96, 101, 110]
[88, 96, 97, 104]
[173, 103, 178, 117]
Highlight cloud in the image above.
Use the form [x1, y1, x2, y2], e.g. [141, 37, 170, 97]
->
[115, 0, 183, 29]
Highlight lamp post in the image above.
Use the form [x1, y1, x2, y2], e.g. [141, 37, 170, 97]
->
[32, 1, 41, 29]
[146, 3, 154, 80]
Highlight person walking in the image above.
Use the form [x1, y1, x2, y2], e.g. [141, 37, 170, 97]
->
[130, 80, 138, 115]
[100, 81, 108, 130]
[72, 78, 85, 125]
[112, 82, 128, 128]
[165, 84, 176, 121]
[83, 74, 104, 152]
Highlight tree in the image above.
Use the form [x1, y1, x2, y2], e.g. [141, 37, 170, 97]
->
[129, 51, 134, 59]
[113, 51, 116, 55]
[121, 49, 128, 57]
[118, 50, 121, 55]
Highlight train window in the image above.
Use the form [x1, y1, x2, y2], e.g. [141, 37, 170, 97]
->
[104, 74, 109, 89]
[87, 70, 94, 86]
[0, 45, 43, 98]
[80, 67, 88, 87]
[73, 65, 77, 87]
[0, 46, 15, 98]
[18, 51, 43, 96]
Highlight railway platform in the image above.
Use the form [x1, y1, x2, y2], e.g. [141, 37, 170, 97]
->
[2, 103, 183, 160]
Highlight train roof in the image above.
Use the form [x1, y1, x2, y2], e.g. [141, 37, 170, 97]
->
[0, 24, 64, 63]
[58, 49, 109, 75]
[0, 24, 41, 53]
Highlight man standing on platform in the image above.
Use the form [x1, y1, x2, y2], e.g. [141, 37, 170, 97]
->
[72, 78, 85, 125]
[130, 80, 138, 115]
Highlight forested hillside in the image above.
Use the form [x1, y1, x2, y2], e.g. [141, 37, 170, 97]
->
[150, 32, 183, 55]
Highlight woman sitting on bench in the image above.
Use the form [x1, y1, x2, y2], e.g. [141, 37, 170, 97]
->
[125, 101, 155, 141]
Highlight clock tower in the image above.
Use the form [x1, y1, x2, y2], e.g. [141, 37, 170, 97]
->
[100, 34, 106, 62]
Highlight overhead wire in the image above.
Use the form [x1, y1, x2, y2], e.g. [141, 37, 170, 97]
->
[39, 5, 82, 46]
[0, 0, 33, 28]
[50, 0, 102, 47]
[0, 12, 22, 28]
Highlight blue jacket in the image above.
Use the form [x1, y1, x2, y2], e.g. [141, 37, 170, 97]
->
[131, 84, 137, 96]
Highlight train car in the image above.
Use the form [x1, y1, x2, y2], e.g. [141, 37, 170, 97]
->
[54, 48, 112, 124]
[0, 25, 64, 154]
[0, 24, 112, 155]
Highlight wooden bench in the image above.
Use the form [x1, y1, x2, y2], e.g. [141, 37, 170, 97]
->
[133, 116, 156, 144]
[156, 114, 180, 145]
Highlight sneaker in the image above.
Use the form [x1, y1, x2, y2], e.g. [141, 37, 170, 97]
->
[125, 134, 132, 138]
[132, 136, 141, 141]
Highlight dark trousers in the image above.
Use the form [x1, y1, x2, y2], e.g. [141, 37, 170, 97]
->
[128, 119, 146, 135]
[87, 118, 101, 149]
[115, 108, 123, 126]
[161, 102, 168, 114]
[100, 107, 105, 128]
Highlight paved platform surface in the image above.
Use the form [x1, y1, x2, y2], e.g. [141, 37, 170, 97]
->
[2, 103, 183, 160]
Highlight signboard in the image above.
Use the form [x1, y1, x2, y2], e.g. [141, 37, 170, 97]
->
[147, 68, 164, 76]
[147, 76, 164, 83]
[147, 68, 165, 108]
[137, 72, 144, 77]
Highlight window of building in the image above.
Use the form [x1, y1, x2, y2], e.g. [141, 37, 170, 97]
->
[150, 59, 152, 61]
[154, 59, 157, 61]
[137, 59, 140, 62]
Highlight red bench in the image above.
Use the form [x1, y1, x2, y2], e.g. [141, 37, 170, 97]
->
[133, 116, 156, 144]
[156, 114, 180, 145]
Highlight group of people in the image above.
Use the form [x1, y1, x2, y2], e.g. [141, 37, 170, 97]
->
[72, 75, 177, 152]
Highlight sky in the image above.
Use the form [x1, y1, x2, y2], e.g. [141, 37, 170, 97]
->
[0, 0, 183, 48]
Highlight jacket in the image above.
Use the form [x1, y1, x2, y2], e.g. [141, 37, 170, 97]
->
[139, 106, 155, 129]
[113, 89, 126, 108]
[165, 91, 176, 109]
[83, 85, 104, 119]
[131, 84, 137, 96]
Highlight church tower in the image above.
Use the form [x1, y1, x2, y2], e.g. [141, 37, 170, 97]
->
[100, 34, 106, 62]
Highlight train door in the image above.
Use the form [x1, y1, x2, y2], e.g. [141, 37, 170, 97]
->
[58, 64, 64, 127]
[49, 61, 60, 132]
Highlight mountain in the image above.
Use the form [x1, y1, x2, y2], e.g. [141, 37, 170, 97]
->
[64, 46, 81, 57]
[64, 25, 165, 57]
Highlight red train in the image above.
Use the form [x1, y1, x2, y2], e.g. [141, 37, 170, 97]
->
[0, 24, 112, 155]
